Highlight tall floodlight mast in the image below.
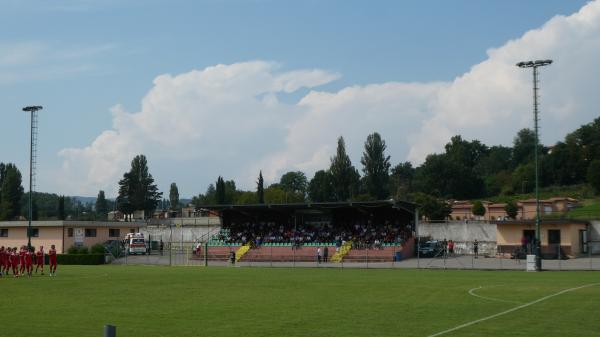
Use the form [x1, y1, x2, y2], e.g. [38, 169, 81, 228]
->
[516, 59, 552, 271]
[22, 105, 43, 249]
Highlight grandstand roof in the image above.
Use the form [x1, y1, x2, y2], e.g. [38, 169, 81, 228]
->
[197, 199, 417, 215]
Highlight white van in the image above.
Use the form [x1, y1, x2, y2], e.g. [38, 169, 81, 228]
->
[124, 233, 147, 255]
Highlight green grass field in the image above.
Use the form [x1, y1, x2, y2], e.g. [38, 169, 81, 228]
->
[2, 266, 599, 337]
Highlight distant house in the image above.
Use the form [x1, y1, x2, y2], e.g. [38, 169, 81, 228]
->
[450, 197, 579, 221]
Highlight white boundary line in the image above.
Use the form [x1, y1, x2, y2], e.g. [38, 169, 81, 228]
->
[468, 286, 522, 304]
[428, 283, 599, 337]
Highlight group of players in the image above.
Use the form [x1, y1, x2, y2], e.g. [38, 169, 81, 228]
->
[0, 244, 57, 278]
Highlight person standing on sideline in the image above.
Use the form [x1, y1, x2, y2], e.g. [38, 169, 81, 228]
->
[448, 240, 454, 257]
[473, 239, 479, 259]
[159, 240, 164, 256]
[48, 245, 57, 276]
[35, 246, 44, 275]
[323, 246, 329, 263]
[317, 247, 322, 264]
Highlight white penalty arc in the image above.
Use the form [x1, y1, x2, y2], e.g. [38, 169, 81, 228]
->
[468, 286, 522, 304]
[428, 283, 599, 337]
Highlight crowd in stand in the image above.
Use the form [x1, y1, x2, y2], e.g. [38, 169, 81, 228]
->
[216, 220, 413, 249]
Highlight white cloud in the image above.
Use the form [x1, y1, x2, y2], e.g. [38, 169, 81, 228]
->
[55, 1, 600, 197]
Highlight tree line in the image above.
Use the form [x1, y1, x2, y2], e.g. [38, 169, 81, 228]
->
[190, 117, 600, 218]
[2, 117, 599, 221]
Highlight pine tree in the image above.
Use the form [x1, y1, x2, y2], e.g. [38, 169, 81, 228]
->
[361, 132, 391, 200]
[95, 190, 108, 220]
[117, 155, 162, 219]
[257, 171, 265, 204]
[215, 176, 226, 204]
[0, 164, 24, 220]
[330, 137, 360, 201]
[169, 183, 180, 211]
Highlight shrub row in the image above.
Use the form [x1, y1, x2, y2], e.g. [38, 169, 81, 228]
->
[56, 254, 105, 265]
[67, 244, 105, 255]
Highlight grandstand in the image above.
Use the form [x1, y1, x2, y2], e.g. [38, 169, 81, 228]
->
[198, 200, 417, 263]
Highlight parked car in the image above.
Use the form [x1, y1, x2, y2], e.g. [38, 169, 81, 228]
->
[419, 240, 443, 257]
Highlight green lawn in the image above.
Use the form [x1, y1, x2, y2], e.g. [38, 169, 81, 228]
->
[2, 266, 599, 337]
[567, 199, 600, 219]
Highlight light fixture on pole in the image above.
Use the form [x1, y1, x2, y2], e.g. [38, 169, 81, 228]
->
[22, 105, 43, 249]
[516, 59, 552, 271]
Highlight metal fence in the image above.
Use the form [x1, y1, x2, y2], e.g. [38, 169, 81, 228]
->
[106, 220, 600, 271]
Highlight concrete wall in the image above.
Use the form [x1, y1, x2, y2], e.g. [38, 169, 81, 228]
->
[417, 221, 497, 255]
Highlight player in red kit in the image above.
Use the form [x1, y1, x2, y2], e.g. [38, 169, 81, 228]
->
[19, 245, 27, 276]
[48, 244, 57, 276]
[25, 247, 34, 277]
[0, 246, 5, 277]
[11, 247, 20, 277]
[4, 248, 11, 275]
[35, 246, 45, 275]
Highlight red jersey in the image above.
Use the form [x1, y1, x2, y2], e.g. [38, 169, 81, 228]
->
[36, 250, 44, 265]
[48, 248, 57, 263]
[20, 250, 26, 263]
[25, 251, 33, 265]
[11, 252, 19, 266]
[0, 250, 5, 265]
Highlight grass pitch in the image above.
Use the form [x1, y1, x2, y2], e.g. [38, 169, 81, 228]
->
[2, 265, 599, 337]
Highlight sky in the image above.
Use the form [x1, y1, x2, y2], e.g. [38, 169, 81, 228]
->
[0, 0, 597, 198]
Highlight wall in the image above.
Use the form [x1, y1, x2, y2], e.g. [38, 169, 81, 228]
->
[417, 221, 497, 255]
[63, 224, 141, 252]
[0, 226, 64, 253]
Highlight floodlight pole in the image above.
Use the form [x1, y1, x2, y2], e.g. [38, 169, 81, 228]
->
[516, 60, 552, 271]
[22, 105, 43, 249]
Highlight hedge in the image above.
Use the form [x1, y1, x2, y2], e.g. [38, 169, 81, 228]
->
[56, 254, 105, 265]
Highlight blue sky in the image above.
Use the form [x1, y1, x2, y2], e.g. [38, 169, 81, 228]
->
[0, 0, 595, 198]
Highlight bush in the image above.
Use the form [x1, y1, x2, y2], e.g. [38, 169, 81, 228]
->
[56, 254, 104, 265]
[91, 243, 105, 254]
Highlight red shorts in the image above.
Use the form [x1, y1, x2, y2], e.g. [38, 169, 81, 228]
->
[49, 259, 57, 266]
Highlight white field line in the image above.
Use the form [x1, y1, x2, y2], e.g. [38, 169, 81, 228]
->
[428, 283, 599, 337]
[468, 286, 522, 304]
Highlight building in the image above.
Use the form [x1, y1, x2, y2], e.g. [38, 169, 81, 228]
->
[0, 220, 146, 253]
[450, 197, 579, 221]
[494, 219, 589, 258]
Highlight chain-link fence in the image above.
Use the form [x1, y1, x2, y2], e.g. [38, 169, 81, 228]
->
[106, 220, 600, 271]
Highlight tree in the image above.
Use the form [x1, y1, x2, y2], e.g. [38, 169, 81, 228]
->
[330, 136, 360, 201]
[587, 159, 600, 194]
[236, 191, 257, 204]
[215, 176, 226, 204]
[95, 190, 108, 220]
[57, 196, 66, 220]
[472, 200, 486, 218]
[308, 170, 335, 202]
[361, 132, 391, 200]
[169, 183, 180, 211]
[512, 128, 543, 167]
[413, 193, 451, 221]
[257, 171, 265, 204]
[0, 164, 24, 220]
[280, 171, 308, 196]
[389, 162, 415, 200]
[505, 201, 518, 219]
[116, 155, 162, 219]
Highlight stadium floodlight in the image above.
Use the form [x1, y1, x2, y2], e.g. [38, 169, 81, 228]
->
[516, 59, 552, 271]
[22, 105, 43, 249]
